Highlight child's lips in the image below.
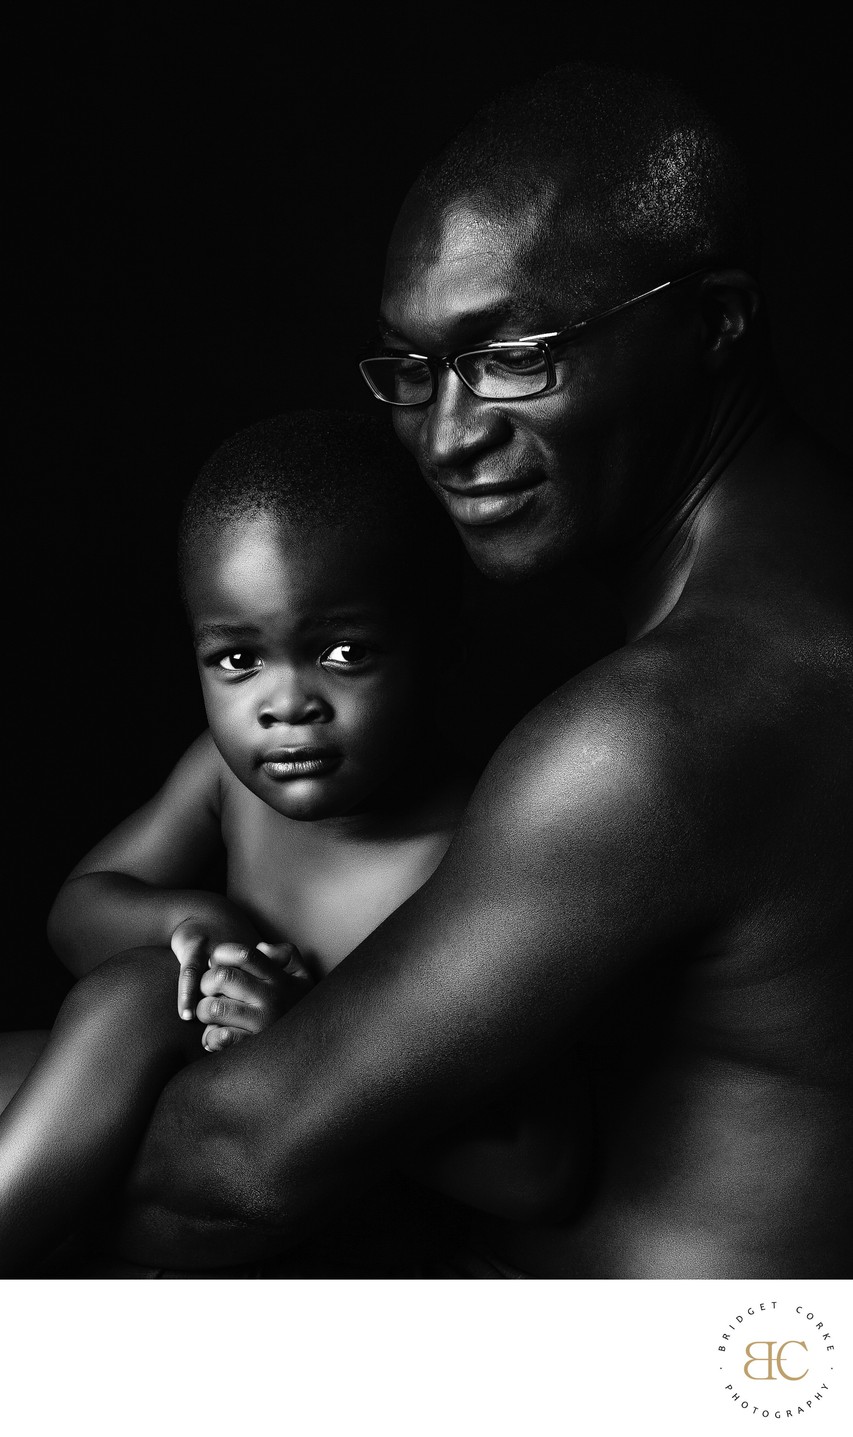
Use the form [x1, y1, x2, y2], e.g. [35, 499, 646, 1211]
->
[258, 747, 341, 780]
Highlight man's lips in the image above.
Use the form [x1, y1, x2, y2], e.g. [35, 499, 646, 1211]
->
[258, 747, 341, 780]
[436, 478, 541, 528]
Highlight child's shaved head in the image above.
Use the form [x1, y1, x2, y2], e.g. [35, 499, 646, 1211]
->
[179, 410, 463, 616]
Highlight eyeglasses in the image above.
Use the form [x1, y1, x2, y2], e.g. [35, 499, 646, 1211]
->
[360, 268, 708, 406]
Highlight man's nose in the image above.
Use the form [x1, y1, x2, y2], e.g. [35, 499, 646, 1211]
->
[421, 368, 511, 471]
[257, 669, 331, 728]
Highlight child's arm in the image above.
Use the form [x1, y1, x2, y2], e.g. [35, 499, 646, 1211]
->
[47, 731, 259, 980]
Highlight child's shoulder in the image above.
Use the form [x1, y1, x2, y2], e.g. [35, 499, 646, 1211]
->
[166, 729, 229, 817]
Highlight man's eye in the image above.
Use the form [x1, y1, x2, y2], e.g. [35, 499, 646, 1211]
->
[217, 651, 262, 673]
[320, 643, 369, 668]
[488, 348, 546, 374]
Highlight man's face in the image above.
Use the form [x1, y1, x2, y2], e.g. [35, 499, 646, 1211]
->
[185, 515, 429, 821]
[380, 199, 707, 581]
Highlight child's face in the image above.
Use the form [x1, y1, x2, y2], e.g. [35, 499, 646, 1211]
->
[185, 514, 433, 821]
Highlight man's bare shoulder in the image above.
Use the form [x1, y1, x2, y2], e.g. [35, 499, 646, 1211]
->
[470, 603, 851, 915]
[483, 629, 740, 808]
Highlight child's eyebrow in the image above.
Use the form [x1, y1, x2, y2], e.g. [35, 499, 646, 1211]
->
[193, 622, 262, 645]
[304, 610, 387, 627]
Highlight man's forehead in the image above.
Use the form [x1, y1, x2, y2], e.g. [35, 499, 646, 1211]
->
[404, 199, 530, 267]
[381, 197, 557, 344]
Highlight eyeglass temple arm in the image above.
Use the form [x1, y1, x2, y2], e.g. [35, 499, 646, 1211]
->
[520, 267, 710, 345]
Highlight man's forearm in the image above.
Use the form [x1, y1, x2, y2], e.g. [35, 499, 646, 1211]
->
[112, 1053, 309, 1268]
[111, 964, 403, 1268]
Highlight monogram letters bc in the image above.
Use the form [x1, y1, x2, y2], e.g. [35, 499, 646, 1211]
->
[743, 1341, 809, 1382]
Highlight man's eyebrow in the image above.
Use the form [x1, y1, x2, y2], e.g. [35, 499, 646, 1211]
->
[377, 301, 536, 346]
[376, 317, 415, 345]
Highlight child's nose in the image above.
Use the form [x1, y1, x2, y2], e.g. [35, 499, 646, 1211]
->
[257, 670, 332, 728]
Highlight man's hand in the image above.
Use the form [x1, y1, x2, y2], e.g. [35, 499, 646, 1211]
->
[195, 941, 314, 1050]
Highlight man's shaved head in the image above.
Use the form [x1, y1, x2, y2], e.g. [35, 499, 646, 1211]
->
[397, 64, 759, 312]
[380, 64, 766, 583]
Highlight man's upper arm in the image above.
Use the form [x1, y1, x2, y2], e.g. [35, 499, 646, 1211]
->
[65, 730, 224, 887]
[122, 685, 735, 1261]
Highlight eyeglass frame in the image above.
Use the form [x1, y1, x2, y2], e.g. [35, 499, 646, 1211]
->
[360, 267, 710, 406]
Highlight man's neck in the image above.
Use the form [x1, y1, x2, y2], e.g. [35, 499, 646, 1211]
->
[603, 372, 779, 642]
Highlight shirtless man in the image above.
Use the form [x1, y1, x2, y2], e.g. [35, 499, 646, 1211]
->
[49, 65, 853, 1275]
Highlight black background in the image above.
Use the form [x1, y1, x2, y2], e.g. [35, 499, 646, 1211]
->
[17, 5, 851, 1025]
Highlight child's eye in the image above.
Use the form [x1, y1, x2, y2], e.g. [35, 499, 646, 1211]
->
[217, 650, 262, 673]
[320, 642, 369, 669]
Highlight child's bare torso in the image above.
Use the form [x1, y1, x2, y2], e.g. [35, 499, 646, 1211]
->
[219, 765, 467, 977]
[215, 752, 586, 1234]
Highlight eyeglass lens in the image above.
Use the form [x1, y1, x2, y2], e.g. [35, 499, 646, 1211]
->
[361, 346, 551, 404]
[361, 357, 434, 405]
[455, 348, 549, 398]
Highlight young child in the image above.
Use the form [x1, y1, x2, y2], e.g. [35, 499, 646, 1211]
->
[0, 411, 585, 1276]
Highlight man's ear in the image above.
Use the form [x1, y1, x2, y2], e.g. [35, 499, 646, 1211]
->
[698, 269, 762, 372]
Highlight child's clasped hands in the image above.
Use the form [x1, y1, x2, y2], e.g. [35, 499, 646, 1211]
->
[171, 915, 313, 1051]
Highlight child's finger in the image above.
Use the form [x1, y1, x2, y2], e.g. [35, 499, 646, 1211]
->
[199, 959, 309, 1032]
[196, 993, 261, 1033]
[207, 942, 257, 965]
[201, 1024, 245, 1052]
[171, 929, 209, 1022]
[206, 942, 260, 972]
[199, 964, 267, 1008]
[256, 941, 313, 984]
[209, 940, 312, 989]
